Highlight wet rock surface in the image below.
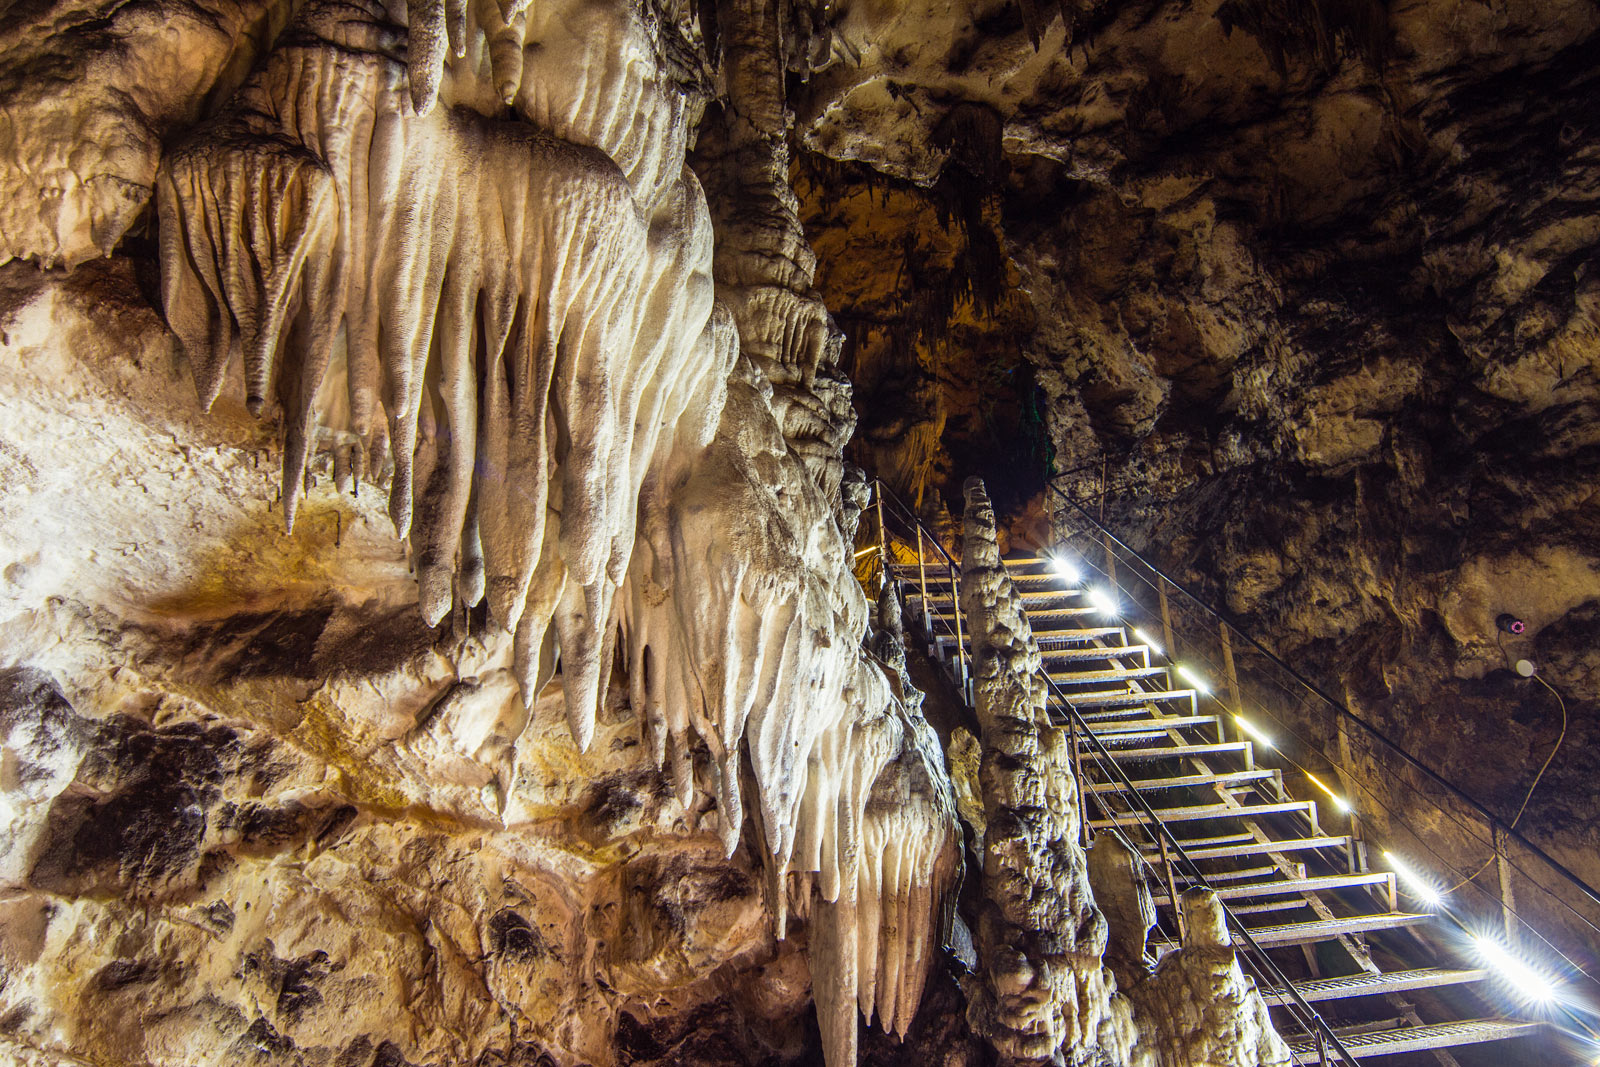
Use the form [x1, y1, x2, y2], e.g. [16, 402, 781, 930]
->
[793, 0, 1600, 897]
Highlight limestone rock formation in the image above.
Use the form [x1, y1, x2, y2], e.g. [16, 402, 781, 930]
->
[958, 477, 1133, 1064]
[789, 0, 1600, 921]
[1123, 891, 1291, 1067]
[0, 0, 1372, 1058]
[0, 0, 965, 1058]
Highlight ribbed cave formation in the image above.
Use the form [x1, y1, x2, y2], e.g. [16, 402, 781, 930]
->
[146, 0, 961, 1059]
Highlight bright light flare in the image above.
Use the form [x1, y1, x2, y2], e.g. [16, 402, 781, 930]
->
[1306, 772, 1353, 814]
[1051, 554, 1082, 584]
[1133, 628, 1163, 658]
[1382, 850, 1441, 907]
[1086, 587, 1118, 616]
[1233, 714, 1275, 749]
[1175, 665, 1211, 694]
[1470, 932, 1559, 1004]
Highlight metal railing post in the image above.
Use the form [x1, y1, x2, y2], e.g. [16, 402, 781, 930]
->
[950, 554, 968, 701]
[1157, 831, 1185, 941]
[1495, 823, 1519, 940]
[1218, 618, 1239, 744]
[915, 523, 929, 638]
[1157, 577, 1177, 661]
[1069, 711, 1088, 847]
[874, 480, 889, 594]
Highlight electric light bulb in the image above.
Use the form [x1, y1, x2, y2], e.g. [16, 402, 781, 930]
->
[1133, 628, 1163, 657]
[1051, 554, 1081, 584]
[1087, 587, 1118, 616]
[1175, 665, 1211, 694]
[1382, 850, 1442, 907]
[1233, 714, 1275, 749]
[1470, 932, 1558, 1004]
[1306, 772, 1353, 814]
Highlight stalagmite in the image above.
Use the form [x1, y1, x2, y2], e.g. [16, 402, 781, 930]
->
[959, 476, 1135, 1065]
[1123, 890, 1292, 1067]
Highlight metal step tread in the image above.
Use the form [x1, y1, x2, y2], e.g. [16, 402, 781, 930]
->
[1090, 798, 1312, 829]
[1237, 910, 1433, 946]
[1086, 769, 1276, 794]
[1152, 870, 1391, 906]
[1081, 713, 1217, 734]
[1042, 644, 1153, 663]
[1141, 834, 1351, 862]
[1100, 740, 1249, 761]
[1049, 665, 1169, 685]
[1285, 1018, 1541, 1057]
[1034, 628, 1129, 645]
[1262, 967, 1490, 1006]
[1066, 688, 1199, 709]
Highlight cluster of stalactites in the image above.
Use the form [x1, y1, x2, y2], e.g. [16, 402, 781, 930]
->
[402, 0, 708, 214]
[155, 4, 961, 1064]
[157, 0, 736, 753]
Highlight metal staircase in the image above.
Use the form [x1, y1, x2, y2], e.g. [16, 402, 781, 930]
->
[863, 486, 1567, 1064]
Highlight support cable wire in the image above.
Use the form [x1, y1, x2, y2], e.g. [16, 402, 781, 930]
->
[1051, 501, 1600, 978]
[1048, 483, 1600, 922]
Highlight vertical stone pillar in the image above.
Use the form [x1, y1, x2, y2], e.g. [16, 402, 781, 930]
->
[958, 477, 1128, 1065]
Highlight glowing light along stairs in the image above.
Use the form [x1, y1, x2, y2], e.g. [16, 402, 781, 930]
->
[883, 539, 1551, 1061]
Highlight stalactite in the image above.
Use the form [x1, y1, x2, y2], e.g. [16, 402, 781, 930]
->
[153, 6, 960, 1064]
[156, 0, 735, 751]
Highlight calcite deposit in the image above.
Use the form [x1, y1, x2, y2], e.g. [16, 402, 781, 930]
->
[792, 0, 1600, 925]
[0, 0, 1353, 1059]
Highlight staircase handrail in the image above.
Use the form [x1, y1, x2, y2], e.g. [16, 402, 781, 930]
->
[1041, 672, 1362, 1067]
[1046, 482, 1600, 916]
[867, 478, 1360, 1065]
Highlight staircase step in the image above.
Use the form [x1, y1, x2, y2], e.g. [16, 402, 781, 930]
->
[1238, 910, 1433, 947]
[1092, 799, 1312, 830]
[1034, 628, 1129, 646]
[1151, 871, 1392, 906]
[1048, 666, 1169, 685]
[1284, 1019, 1541, 1057]
[1065, 689, 1198, 710]
[1081, 713, 1217, 734]
[1041, 644, 1153, 663]
[1099, 740, 1248, 762]
[1141, 834, 1351, 862]
[1086, 769, 1276, 794]
[1262, 967, 1490, 1006]
[1197, 864, 1280, 883]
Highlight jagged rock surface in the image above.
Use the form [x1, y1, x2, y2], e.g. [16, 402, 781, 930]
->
[790, 0, 1600, 927]
[0, 0, 963, 1059]
[1123, 891, 1291, 1067]
[958, 477, 1133, 1064]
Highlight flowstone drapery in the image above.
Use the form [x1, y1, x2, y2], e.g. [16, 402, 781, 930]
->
[146, 0, 959, 1060]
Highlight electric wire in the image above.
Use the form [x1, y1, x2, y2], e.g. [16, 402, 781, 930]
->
[877, 480, 1599, 1058]
[1051, 503, 1600, 948]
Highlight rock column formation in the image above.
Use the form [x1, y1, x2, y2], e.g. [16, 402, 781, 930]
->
[1124, 890, 1292, 1067]
[958, 477, 1133, 1064]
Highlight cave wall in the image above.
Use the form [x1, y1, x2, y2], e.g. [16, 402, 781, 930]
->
[790, 0, 1600, 914]
[0, 0, 1392, 1058]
